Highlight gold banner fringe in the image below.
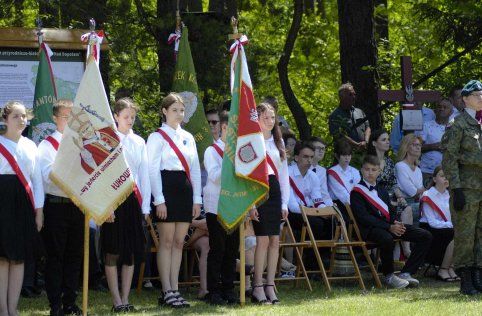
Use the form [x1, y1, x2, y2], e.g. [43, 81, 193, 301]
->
[50, 172, 134, 225]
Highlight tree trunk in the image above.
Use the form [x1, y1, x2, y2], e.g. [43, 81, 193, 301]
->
[278, 0, 311, 140]
[338, 0, 380, 130]
[209, 0, 238, 18]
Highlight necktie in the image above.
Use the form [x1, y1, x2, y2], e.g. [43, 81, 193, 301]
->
[476, 110, 482, 123]
[368, 185, 376, 191]
[312, 168, 317, 173]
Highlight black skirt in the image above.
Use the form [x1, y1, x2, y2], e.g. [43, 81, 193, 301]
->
[0, 175, 36, 262]
[151, 170, 193, 223]
[100, 193, 146, 265]
[419, 222, 454, 265]
[252, 175, 282, 236]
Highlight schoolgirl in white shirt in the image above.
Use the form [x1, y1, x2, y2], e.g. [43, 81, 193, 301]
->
[100, 98, 151, 312]
[419, 166, 459, 282]
[146, 93, 201, 308]
[249, 102, 289, 305]
[0, 101, 44, 316]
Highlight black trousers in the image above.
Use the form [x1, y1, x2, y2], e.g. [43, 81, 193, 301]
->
[206, 213, 239, 293]
[366, 224, 432, 275]
[42, 197, 84, 308]
[288, 212, 330, 270]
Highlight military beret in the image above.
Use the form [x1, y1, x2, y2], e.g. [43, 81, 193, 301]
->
[461, 79, 482, 96]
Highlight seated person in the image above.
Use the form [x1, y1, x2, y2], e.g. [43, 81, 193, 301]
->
[308, 136, 333, 208]
[328, 139, 360, 224]
[419, 166, 459, 281]
[288, 142, 328, 270]
[282, 130, 297, 166]
[350, 155, 432, 288]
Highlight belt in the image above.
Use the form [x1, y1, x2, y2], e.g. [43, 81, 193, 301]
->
[46, 194, 72, 204]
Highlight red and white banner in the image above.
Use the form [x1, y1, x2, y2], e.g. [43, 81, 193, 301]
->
[50, 58, 134, 224]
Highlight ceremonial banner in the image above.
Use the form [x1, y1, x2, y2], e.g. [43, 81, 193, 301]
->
[218, 36, 269, 232]
[172, 26, 211, 162]
[50, 57, 134, 224]
[30, 42, 57, 144]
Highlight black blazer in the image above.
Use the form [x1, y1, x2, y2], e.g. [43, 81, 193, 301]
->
[350, 180, 397, 240]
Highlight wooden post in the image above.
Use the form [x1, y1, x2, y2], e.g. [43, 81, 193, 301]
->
[82, 215, 90, 316]
[239, 218, 245, 306]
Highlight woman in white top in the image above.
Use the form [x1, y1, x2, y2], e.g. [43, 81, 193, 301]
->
[395, 134, 425, 226]
[249, 103, 289, 305]
[146, 93, 201, 308]
[100, 98, 151, 312]
[0, 101, 43, 316]
[419, 166, 459, 281]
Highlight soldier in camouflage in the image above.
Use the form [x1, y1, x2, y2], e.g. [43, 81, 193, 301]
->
[441, 79, 482, 295]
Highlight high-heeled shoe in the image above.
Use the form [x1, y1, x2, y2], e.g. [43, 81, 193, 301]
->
[250, 285, 271, 305]
[264, 284, 280, 304]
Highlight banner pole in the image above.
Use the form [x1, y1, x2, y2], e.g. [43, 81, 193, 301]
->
[82, 214, 90, 316]
[239, 218, 245, 306]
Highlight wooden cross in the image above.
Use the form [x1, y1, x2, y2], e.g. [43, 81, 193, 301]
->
[378, 56, 441, 105]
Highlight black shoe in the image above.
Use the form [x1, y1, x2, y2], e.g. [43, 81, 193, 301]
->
[124, 304, 137, 312]
[111, 305, 125, 313]
[50, 305, 64, 316]
[458, 267, 480, 295]
[222, 290, 240, 305]
[21, 286, 41, 298]
[206, 292, 226, 306]
[63, 304, 83, 316]
[471, 267, 482, 292]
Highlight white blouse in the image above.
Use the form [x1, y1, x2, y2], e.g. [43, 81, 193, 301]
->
[118, 130, 151, 214]
[203, 139, 224, 215]
[311, 165, 333, 207]
[419, 187, 453, 229]
[328, 164, 360, 205]
[38, 131, 66, 198]
[265, 136, 289, 210]
[0, 135, 44, 208]
[146, 123, 202, 206]
[395, 161, 423, 198]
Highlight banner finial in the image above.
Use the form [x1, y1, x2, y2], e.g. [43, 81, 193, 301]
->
[229, 17, 241, 40]
[35, 17, 43, 45]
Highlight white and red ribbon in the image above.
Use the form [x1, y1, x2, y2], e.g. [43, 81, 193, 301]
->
[229, 35, 249, 93]
[229, 35, 249, 54]
[167, 30, 181, 54]
[81, 30, 104, 65]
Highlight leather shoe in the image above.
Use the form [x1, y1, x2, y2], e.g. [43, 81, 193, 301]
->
[63, 304, 83, 316]
[457, 267, 480, 295]
[471, 267, 482, 292]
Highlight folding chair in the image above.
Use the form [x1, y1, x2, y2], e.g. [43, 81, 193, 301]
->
[276, 218, 312, 291]
[299, 205, 374, 291]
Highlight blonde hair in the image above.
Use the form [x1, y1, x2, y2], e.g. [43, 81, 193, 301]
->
[396, 133, 423, 165]
[53, 99, 73, 117]
[0, 101, 33, 135]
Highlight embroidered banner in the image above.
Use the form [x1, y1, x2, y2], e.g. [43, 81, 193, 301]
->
[50, 57, 134, 224]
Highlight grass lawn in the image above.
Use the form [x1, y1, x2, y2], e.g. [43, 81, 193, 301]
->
[18, 274, 482, 315]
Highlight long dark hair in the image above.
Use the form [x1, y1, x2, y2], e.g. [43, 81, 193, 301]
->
[367, 128, 388, 156]
[257, 102, 286, 161]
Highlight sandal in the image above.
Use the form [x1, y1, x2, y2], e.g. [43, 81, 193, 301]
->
[111, 305, 125, 313]
[437, 268, 456, 282]
[448, 266, 461, 281]
[158, 291, 183, 308]
[172, 290, 190, 307]
[264, 284, 280, 305]
[251, 285, 270, 305]
[124, 304, 137, 312]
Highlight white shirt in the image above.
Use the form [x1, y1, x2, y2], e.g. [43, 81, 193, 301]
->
[203, 139, 224, 214]
[311, 165, 333, 207]
[419, 187, 453, 229]
[146, 124, 202, 205]
[0, 135, 44, 208]
[288, 164, 323, 214]
[38, 131, 67, 198]
[118, 130, 151, 214]
[265, 136, 289, 210]
[395, 161, 423, 198]
[417, 120, 446, 174]
[327, 164, 360, 204]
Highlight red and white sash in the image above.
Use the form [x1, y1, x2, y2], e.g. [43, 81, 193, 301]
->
[0, 143, 35, 210]
[328, 168, 349, 192]
[157, 128, 191, 184]
[211, 143, 224, 158]
[289, 176, 307, 206]
[352, 184, 390, 221]
[266, 154, 279, 179]
[420, 195, 448, 222]
[46, 135, 59, 151]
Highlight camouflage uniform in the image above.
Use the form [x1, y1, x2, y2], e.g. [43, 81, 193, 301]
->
[441, 111, 482, 269]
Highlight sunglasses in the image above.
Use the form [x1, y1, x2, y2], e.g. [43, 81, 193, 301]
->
[207, 120, 219, 125]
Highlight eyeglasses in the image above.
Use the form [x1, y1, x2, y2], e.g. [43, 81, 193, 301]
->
[314, 146, 326, 152]
[410, 143, 422, 147]
[207, 120, 219, 125]
[469, 92, 482, 98]
[55, 115, 70, 119]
